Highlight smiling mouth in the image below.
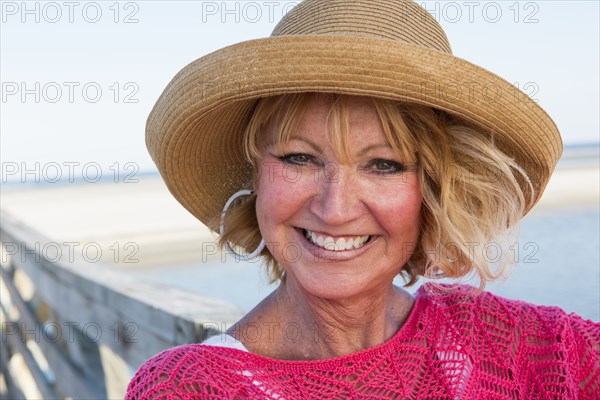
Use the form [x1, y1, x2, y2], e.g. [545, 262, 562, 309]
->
[302, 229, 372, 251]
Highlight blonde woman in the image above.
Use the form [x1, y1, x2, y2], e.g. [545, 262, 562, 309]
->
[127, 1, 599, 398]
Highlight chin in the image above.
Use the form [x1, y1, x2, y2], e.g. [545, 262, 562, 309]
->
[285, 264, 388, 301]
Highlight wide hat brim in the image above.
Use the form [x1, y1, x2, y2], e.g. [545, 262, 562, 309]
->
[147, 35, 562, 228]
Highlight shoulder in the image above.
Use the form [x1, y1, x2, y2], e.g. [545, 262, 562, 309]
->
[418, 282, 595, 331]
[418, 282, 600, 341]
[124, 344, 244, 399]
[418, 283, 599, 398]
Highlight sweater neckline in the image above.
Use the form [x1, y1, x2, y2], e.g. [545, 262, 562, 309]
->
[206, 285, 430, 367]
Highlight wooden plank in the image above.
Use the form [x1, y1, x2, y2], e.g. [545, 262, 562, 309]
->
[1, 212, 244, 369]
[0, 305, 57, 399]
[5, 248, 186, 368]
[0, 265, 105, 399]
[0, 329, 27, 400]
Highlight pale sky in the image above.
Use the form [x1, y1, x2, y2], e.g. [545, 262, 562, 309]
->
[1, 1, 599, 177]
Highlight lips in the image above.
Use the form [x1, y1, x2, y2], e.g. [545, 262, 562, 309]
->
[303, 229, 371, 251]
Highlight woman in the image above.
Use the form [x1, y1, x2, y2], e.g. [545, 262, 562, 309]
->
[127, 0, 598, 398]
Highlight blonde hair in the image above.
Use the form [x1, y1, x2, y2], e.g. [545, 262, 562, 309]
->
[216, 93, 533, 287]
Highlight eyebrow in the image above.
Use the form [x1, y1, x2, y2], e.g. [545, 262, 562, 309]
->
[288, 136, 393, 157]
[288, 136, 323, 153]
[357, 143, 394, 157]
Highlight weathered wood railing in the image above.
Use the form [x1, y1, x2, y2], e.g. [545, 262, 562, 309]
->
[0, 210, 244, 399]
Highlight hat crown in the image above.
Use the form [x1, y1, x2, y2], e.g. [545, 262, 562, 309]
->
[272, 0, 452, 54]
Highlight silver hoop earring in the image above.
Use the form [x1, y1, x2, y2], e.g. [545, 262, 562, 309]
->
[220, 189, 265, 261]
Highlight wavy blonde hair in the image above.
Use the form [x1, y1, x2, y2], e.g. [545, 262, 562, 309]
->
[215, 93, 533, 287]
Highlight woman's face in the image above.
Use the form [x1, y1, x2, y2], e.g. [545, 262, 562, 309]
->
[255, 95, 422, 300]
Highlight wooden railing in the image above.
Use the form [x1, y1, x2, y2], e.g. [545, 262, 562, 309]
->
[0, 210, 244, 399]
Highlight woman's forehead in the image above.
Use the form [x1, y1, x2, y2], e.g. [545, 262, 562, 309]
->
[296, 98, 389, 145]
[254, 93, 418, 162]
[268, 94, 385, 141]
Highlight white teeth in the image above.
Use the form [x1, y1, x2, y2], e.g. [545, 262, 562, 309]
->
[317, 236, 324, 247]
[323, 236, 335, 250]
[354, 237, 364, 248]
[304, 230, 370, 251]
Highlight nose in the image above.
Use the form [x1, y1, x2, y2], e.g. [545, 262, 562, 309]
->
[309, 165, 362, 226]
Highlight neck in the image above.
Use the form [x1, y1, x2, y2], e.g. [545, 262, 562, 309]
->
[273, 277, 414, 359]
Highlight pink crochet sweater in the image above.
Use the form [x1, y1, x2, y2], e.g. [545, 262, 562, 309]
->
[126, 284, 599, 399]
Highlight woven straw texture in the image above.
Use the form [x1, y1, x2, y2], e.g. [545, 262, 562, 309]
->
[146, 0, 562, 227]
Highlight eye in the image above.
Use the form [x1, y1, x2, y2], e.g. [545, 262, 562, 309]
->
[277, 153, 315, 166]
[366, 159, 406, 175]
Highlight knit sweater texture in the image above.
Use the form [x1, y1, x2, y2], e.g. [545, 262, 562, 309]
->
[126, 284, 599, 399]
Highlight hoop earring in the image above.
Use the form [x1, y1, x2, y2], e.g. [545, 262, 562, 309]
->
[219, 189, 266, 261]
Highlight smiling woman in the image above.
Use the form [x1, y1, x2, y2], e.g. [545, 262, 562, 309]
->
[220, 94, 422, 287]
[252, 95, 422, 322]
[125, 0, 599, 398]
[220, 93, 531, 288]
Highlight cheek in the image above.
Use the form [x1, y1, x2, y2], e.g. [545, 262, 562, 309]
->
[256, 163, 310, 192]
[255, 164, 314, 231]
[373, 177, 422, 233]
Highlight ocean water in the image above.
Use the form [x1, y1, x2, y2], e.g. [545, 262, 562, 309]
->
[133, 206, 600, 322]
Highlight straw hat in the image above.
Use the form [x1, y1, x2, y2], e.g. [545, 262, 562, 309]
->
[146, 0, 562, 227]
